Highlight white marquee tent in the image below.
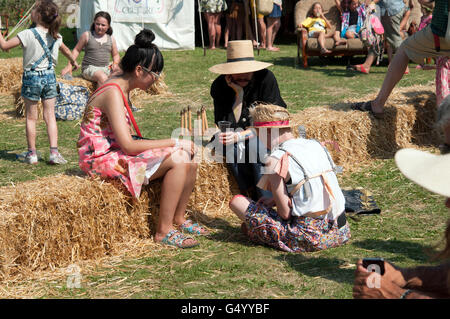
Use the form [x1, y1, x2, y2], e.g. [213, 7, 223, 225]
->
[77, 0, 195, 51]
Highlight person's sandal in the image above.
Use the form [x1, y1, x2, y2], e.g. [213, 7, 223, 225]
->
[179, 219, 210, 235]
[160, 229, 199, 249]
[351, 100, 384, 119]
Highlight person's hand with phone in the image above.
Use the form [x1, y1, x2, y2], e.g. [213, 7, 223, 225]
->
[353, 259, 408, 298]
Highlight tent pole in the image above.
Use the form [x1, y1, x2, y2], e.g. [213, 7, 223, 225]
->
[197, 0, 206, 56]
[252, 0, 259, 56]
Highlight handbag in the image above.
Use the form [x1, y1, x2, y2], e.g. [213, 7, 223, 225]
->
[256, 0, 273, 16]
[55, 82, 89, 121]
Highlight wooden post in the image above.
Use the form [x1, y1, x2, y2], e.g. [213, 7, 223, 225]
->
[188, 106, 192, 134]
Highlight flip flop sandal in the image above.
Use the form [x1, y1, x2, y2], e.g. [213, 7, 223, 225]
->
[179, 219, 210, 235]
[351, 100, 384, 119]
[161, 229, 199, 249]
[352, 64, 369, 74]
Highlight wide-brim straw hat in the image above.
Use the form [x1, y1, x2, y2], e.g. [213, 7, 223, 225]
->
[395, 148, 450, 198]
[209, 40, 272, 75]
[248, 103, 291, 129]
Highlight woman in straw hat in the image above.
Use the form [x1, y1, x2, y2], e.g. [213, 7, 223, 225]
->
[78, 30, 208, 249]
[229, 104, 351, 253]
[353, 148, 450, 299]
[209, 40, 286, 201]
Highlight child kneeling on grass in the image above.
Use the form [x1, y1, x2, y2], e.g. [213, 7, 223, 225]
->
[229, 104, 351, 252]
[0, 0, 79, 165]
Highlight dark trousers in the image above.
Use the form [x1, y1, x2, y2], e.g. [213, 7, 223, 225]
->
[224, 138, 272, 201]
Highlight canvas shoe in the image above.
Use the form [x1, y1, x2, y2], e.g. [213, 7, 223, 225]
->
[24, 151, 38, 165]
[49, 152, 67, 165]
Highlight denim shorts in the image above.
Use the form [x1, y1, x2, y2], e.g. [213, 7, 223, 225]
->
[21, 70, 58, 102]
[268, 4, 282, 18]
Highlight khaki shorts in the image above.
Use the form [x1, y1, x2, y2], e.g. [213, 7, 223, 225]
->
[82, 65, 111, 82]
[401, 25, 450, 64]
[381, 7, 405, 51]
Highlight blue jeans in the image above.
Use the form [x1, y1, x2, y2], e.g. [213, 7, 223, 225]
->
[21, 70, 58, 102]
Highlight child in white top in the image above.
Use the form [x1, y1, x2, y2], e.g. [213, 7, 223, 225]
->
[229, 104, 350, 253]
[0, 0, 79, 165]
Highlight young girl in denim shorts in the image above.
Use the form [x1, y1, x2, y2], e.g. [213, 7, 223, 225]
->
[0, 0, 79, 164]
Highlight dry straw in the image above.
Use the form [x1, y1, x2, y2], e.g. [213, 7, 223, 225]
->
[0, 58, 169, 117]
[290, 84, 440, 171]
[0, 159, 238, 282]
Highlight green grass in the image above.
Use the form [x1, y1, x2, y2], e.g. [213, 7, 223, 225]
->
[0, 29, 447, 299]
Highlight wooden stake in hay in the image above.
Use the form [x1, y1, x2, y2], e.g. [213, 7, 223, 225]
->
[290, 85, 441, 171]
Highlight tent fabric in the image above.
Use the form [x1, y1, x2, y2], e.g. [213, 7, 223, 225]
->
[78, 0, 194, 51]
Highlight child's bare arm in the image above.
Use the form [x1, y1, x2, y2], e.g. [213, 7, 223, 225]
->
[0, 34, 21, 51]
[59, 42, 80, 70]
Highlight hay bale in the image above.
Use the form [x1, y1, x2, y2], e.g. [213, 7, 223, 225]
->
[0, 159, 238, 281]
[0, 58, 23, 94]
[0, 175, 151, 281]
[290, 84, 441, 170]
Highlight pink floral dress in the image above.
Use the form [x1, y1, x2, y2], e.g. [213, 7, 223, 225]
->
[77, 83, 176, 198]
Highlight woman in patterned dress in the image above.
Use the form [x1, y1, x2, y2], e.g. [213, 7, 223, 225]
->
[78, 29, 208, 249]
[229, 104, 351, 252]
[200, 0, 228, 49]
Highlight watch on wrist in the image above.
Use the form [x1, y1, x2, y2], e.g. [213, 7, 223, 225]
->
[400, 289, 413, 299]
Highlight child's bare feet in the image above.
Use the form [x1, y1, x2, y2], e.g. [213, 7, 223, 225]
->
[320, 47, 331, 54]
[335, 39, 347, 46]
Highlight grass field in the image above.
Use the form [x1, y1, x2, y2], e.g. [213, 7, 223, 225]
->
[0, 30, 448, 299]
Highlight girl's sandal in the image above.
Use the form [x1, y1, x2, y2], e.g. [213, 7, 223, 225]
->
[179, 219, 210, 235]
[160, 229, 199, 249]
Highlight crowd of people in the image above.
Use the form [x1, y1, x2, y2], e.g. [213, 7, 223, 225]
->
[0, 0, 448, 298]
[199, 0, 296, 51]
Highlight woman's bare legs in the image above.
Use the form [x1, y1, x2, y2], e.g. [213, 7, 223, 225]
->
[258, 17, 267, 48]
[371, 45, 410, 113]
[151, 150, 198, 245]
[204, 12, 217, 49]
[213, 13, 222, 48]
[266, 17, 280, 51]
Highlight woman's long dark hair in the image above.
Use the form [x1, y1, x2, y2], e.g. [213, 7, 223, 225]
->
[120, 29, 164, 74]
[90, 11, 113, 35]
[35, 0, 61, 40]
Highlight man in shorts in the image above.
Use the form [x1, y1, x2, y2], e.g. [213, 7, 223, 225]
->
[352, 0, 450, 118]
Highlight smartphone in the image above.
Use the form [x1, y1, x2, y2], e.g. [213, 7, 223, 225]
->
[362, 258, 385, 275]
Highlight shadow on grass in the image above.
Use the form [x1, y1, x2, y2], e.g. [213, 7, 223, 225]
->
[352, 239, 433, 263]
[0, 150, 20, 162]
[276, 254, 355, 285]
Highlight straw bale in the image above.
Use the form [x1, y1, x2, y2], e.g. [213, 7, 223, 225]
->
[290, 84, 440, 171]
[0, 175, 151, 281]
[0, 158, 238, 282]
[0, 58, 23, 94]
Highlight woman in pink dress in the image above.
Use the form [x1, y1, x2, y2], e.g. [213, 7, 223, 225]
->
[78, 29, 208, 249]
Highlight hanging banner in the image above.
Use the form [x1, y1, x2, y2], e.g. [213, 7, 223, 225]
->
[113, 0, 168, 24]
